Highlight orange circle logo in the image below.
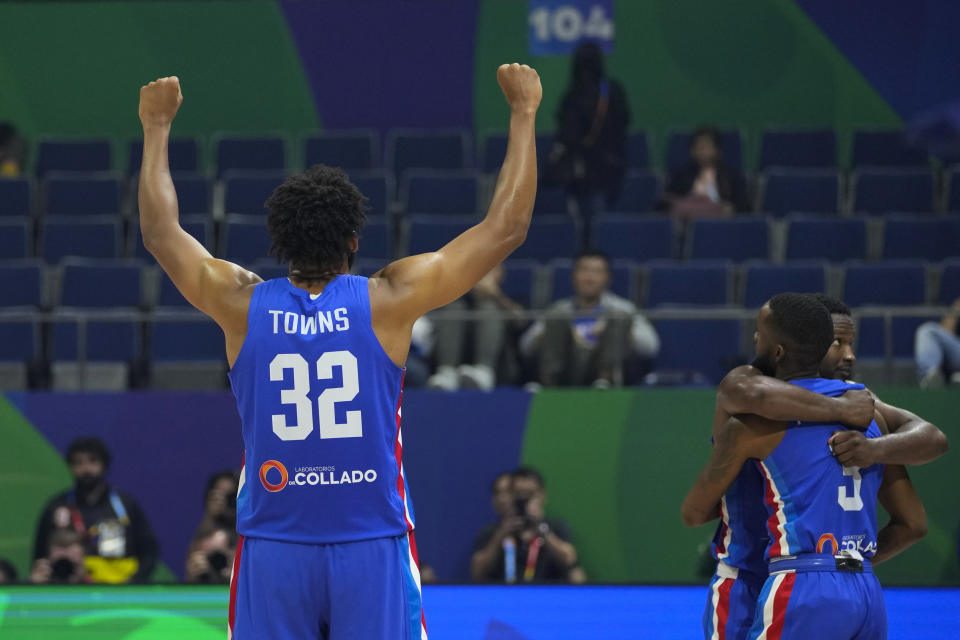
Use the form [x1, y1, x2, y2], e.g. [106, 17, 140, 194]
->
[259, 460, 288, 492]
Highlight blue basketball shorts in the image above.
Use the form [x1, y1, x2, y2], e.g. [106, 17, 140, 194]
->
[746, 558, 886, 640]
[702, 561, 765, 640]
[228, 533, 427, 640]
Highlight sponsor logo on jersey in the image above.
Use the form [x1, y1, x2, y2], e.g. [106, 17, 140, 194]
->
[258, 460, 377, 493]
[840, 533, 876, 556]
[816, 533, 838, 554]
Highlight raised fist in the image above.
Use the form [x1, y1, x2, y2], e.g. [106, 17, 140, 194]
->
[139, 76, 183, 128]
[497, 63, 542, 115]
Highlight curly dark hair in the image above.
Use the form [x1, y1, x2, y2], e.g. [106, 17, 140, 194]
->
[66, 437, 111, 469]
[766, 292, 835, 369]
[813, 294, 852, 318]
[265, 165, 367, 275]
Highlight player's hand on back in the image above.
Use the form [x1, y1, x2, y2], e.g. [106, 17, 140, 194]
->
[139, 76, 183, 129]
[497, 63, 542, 115]
[828, 430, 878, 468]
[837, 389, 875, 429]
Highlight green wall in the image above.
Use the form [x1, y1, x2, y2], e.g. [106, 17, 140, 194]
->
[523, 388, 960, 586]
[474, 0, 901, 169]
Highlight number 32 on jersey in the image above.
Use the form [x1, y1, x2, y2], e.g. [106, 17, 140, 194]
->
[269, 351, 362, 441]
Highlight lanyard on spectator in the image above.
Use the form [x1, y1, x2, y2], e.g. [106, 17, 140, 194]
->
[523, 536, 543, 582]
[68, 490, 130, 526]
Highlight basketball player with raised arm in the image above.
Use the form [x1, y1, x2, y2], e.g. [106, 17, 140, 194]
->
[138, 64, 542, 639]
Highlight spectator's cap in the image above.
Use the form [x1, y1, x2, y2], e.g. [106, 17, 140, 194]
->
[66, 437, 111, 469]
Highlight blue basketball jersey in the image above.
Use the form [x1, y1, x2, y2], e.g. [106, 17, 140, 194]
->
[229, 276, 413, 544]
[711, 462, 769, 576]
[757, 378, 883, 561]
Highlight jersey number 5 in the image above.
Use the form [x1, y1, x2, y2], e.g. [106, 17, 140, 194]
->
[837, 466, 864, 511]
[269, 351, 362, 441]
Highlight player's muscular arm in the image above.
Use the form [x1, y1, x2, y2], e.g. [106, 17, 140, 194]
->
[717, 366, 875, 427]
[370, 64, 540, 327]
[138, 77, 259, 363]
[829, 400, 948, 467]
[873, 464, 927, 566]
[681, 415, 784, 527]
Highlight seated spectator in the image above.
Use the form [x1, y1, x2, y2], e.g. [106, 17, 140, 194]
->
[548, 42, 630, 242]
[427, 263, 526, 391]
[32, 437, 159, 584]
[0, 557, 18, 584]
[658, 126, 749, 220]
[521, 251, 658, 387]
[185, 521, 237, 584]
[0, 122, 26, 177]
[916, 297, 960, 388]
[196, 470, 239, 532]
[30, 529, 90, 584]
[471, 467, 584, 584]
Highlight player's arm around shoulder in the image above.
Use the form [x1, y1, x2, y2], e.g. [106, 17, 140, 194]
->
[138, 76, 261, 364]
[829, 396, 948, 467]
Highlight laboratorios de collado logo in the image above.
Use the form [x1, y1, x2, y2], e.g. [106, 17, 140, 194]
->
[259, 460, 377, 493]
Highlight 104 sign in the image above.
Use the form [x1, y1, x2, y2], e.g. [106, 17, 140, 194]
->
[528, 0, 615, 55]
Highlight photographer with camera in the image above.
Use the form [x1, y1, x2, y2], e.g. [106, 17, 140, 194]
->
[471, 467, 584, 583]
[185, 522, 237, 584]
[30, 529, 91, 584]
[32, 437, 158, 584]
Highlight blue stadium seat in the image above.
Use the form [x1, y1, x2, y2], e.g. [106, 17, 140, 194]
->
[0, 178, 33, 216]
[939, 259, 960, 305]
[0, 218, 30, 259]
[607, 171, 659, 212]
[401, 170, 478, 215]
[654, 318, 742, 384]
[304, 130, 377, 171]
[220, 215, 271, 265]
[760, 170, 840, 216]
[223, 171, 286, 215]
[351, 259, 383, 278]
[593, 215, 674, 261]
[156, 273, 190, 308]
[500, 260, 538, 308]
[785, 217, 867, 261]
[0, 261, 43, 308]
[626, 132, 650, 169]
[646, 261, 730, 307]
[170, 173, 211, 215]
[535, 185, 568, 214]
[42, 217, 119, 263]
[359, 216, 392, 261]
[742, 262, 827, 308]
[892, 316, 940, 359]
[856, 316, 886, 360]
[852, 130, 929, 168]
[128, 138, 198, 175]
[36, 139, 111, 177]
[132, 215, 210, 261]
[882, 216, 960, 261]
[405, 216, 474, 255]
[688, 218, 769, 262]
[150, 314, 225, 362]
[759, 130, 836, 168]
[666, 130, 742, 170]
[853, 169, 935, 214]
[51, 317, 140, 362]
[843, 262, 927, 306]
[59, 260, 142, 308]
[549, 259, 636, 302]
[45, 173, 121, 216]
[0, 319, 38, 363]
[480, 133, 552, 174]
[510, 216, 578, 261]
[215, 136, 286, 177]
[386, 129, 470, 178]
[351, 170, 392, 217]
[947, 169, 960, 213]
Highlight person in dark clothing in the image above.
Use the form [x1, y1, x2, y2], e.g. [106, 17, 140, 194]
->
[470, 467, 584, 583]
[0, 557, 18, 584]
[32, 437, 159, 584]
[659, 126, 750, 219]
[549, 42, 630, 242]
[0, 122, 27, 177]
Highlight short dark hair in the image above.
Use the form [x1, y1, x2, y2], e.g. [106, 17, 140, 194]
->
[66, 437, 110, 469]
[766, 293, 835, 369]
[813, 294, 852, 318]
[574, 249, 611, 269]
[204, 470, 239, 505]
[512, 466, 545, 490]
[691, 126, 721, 149]
[265, 165, 367, 274]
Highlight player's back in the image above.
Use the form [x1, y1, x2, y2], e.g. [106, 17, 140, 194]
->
[712, 462, 768, 575]
[228, 275, 412, 544]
